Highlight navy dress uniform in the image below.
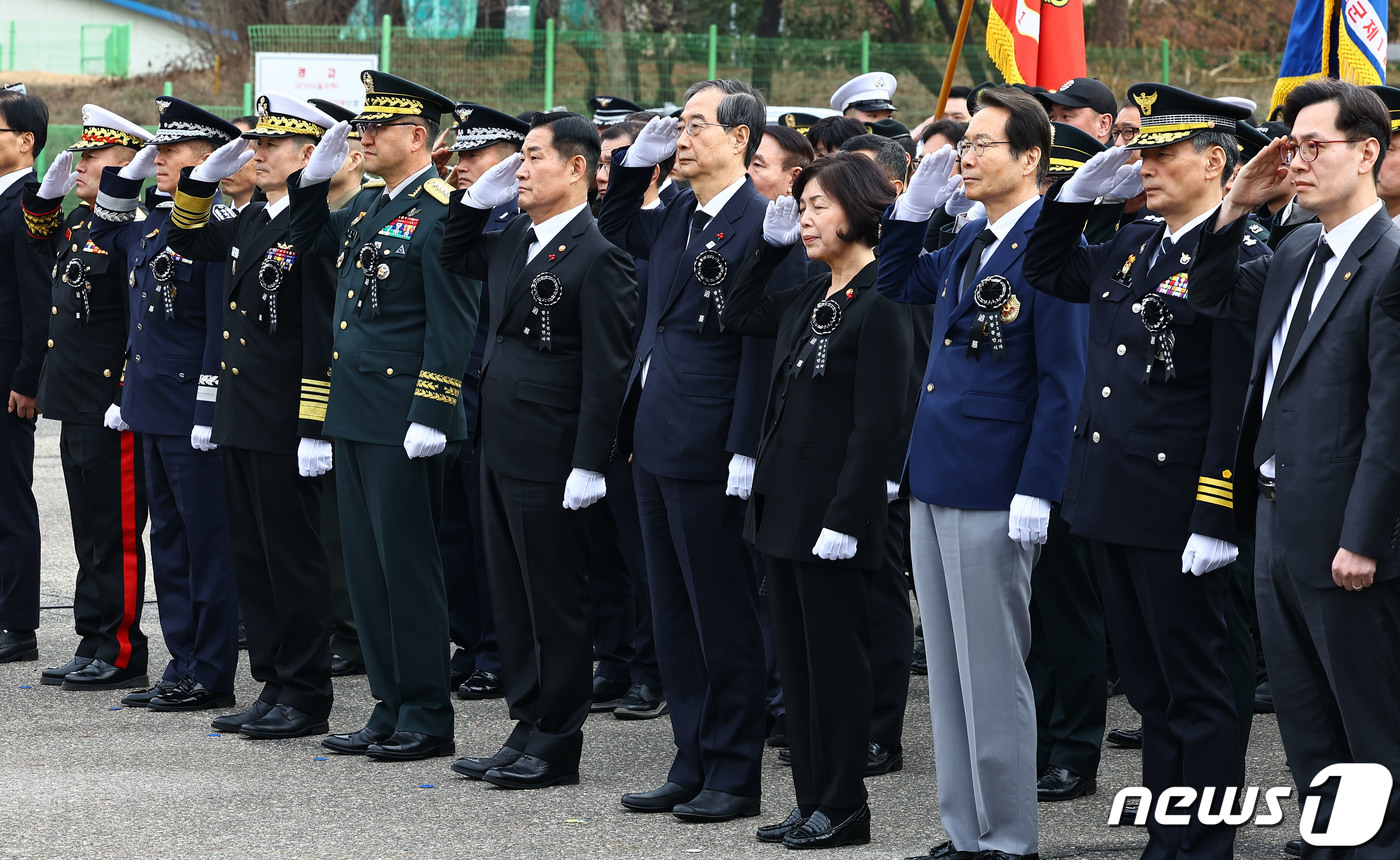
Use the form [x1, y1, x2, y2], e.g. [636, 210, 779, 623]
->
[22, 106, 152, 686]
[89, 98, 243, 709]
[434, 104, 528, 699]
[831, 73, 898, 120]
[287, 71, 477, 754]
[165, 92, 339, 736]
[1022, 85, 1270, 860]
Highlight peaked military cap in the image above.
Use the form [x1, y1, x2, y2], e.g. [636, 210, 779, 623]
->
[831, 72, 898, 113]
[770, 111, 822, 135]
[354, 70, 454, 125]
[1365, 85, 1400, 131]
[446, 103, 529, 152]
[1124, 84, 1251, 150]
[68, 104, 153, 152]
[244, 91, 335, 140]
[1235, 122, 1272, 162]
[589, 95, 643, 126]
[1048, 121, 1107, 175]
[148, 97, 241, 146]
[307, 98, 362, 139]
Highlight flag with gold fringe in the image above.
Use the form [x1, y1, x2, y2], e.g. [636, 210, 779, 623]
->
[1271, 0, 1386, 117]
[986, 0, 1086, 88]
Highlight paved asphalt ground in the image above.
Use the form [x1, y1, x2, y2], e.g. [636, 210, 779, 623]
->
[2, 419, 1303, 859]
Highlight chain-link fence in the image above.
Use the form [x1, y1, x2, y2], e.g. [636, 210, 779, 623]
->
[1, 22, 129, 77]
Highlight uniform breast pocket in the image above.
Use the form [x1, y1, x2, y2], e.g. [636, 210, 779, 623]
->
[1090, 283, 1132, 345]
[1122, 429, 1204, 469]
[374, 243, 412, 291]
[153, 355, 201, 384]
[357, 348, 420, 378]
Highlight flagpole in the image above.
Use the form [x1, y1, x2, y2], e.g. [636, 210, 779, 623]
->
[936, 0, 978, 118]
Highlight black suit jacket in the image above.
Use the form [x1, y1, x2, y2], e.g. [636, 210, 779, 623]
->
[168, 175, 336, 454]
[1189, 206, 1400, 586]
[0, 171, 49, 400]
[440, 199, 637, 484]
[723, 243, 913, 570]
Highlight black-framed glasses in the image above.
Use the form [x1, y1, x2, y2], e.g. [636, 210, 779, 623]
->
[0, 128, 20, 134]
[1112, 125, 1139, 142]
[1281, 139, 1365, 164]
[352, 121, 419, 137]
[956, 139, 1010, 158]
[677, 119, 733, 137]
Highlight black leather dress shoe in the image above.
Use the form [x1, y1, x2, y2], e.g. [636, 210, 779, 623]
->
[121, 677, 182, 708]
[61, 659, 149, 691]
[483, 754, 579, 789]
[1284, 838, 1302, 857]
[613, 683, 668, 719]
[1254, 680, 1275, 713]
[766, 714, 788, 748]
[673, 789, 761, 822]
[591, 676, 630, 712]
[778, 747, 792, 765]
[906, 840, 976, 860]
[911, 640, 928, 675]
[212, 701, 275, 733]
[148, 678, 236, 712]
[330, 654, 365, 677]
[42, 655, 93, 685]
[240, 704, 330, 739]
[456, 669, 505, 700]
[452, 744, 523, 780]
[867, 741, 903, 776]
[321, 726, 389, 755]
[1106, 727, 1142, 749]
[972, 852, 1040, 860]
[621, 781, 700, 812]
[1037, 766, 1097, 801]
[0, 630, 37, 663]
[757, 807, 808, 843]
[783, 805, 871, 849]
[365, 731, 455, 761]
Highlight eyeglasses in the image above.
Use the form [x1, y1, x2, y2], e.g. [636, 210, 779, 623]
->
[597, 161, 611, 173]
[352, 121, 419, 137]
[677, 119, 733, 137]
[956, 139, 1010, 158]
[0, 128, 20, 134]
[1280, 139, 1366, 164]
[1112, 125, 1139, 142]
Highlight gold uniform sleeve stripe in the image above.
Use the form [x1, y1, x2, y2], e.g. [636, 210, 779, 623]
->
[170, 188, 216, 231]
[1197, 485, 1233, 501]
[1196, 493, 1234, 509]
[1198, 476, 1233, 490]
[298, 400, 327, 422]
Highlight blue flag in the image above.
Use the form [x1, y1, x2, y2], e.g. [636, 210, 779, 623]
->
[1271, 0, 1387, 116]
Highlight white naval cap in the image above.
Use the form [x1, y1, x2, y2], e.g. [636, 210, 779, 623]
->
[830, 72, 899, 113]
[1216, 96, 1258, 117]
[243, 91, 336, 139]
[69, 104, 155, 152]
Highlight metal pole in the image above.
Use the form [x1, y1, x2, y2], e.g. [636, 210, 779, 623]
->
[708, 24, 718, 80]
[861, 31, 870, 74]
[544, 18, 555, 111]
[163, 80, 173, 97]
[243, 82, 253, 114]
[1160, 38, 1170, 84]
[381, 13, 392, 73]
[935, 0, 975, 119]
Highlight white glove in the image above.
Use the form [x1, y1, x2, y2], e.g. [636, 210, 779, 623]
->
[462, 151, 521, 209]
[812, 528, 858, 561]
[886, 480, 901, 504]
[1058, 146, 1136, 203]
[624, 115, 681, 168]
[1181, 534, 1238, 576]
[301, 121, 352, 185]
[191, 137, 254, 183]
[1008, 494, 1051, 551]
[103, 404, 128, 432]
[297, 437, 333, 477]
[562, 468, 606, 510]
[38, 150, 77, 199]
[190, 424, 217, 451]
[894, 145, 962, 221]
[762, 195, 801, 247]
[118, 146, 158, 181]
[725, 453, 755, 500]
[403, 422, 446, 459]
[943, 182, 982, 218]
[1107, 161, 1144, 200]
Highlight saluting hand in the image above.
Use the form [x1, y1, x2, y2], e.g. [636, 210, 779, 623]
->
[1058, 146, 1136, 203]
[37, 150, 77, 199]
[191, 137, 254, 183]
[626, 115, 681, 168]
[1220, 137, 1290, 226]
[118, 146, 159, 181]
[762, 196, 801, 247]
[895, 145, 962, 220]
[462, 152, 521, 209]
[302, 121, 352, 185]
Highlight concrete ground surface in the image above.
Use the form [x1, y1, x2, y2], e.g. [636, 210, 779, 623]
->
[2, 419, 1304, 859]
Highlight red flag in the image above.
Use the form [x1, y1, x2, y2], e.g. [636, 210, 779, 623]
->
[986, 0, 1087, 88]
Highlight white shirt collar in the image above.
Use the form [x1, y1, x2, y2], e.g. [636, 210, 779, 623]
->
[263, 195, 291, 220]
[527, 202, 587, 261]
[1161, 207, 1216, 247]
[0, 166, 33, 196]
[384, 164, 436, 201]
[984, 193, 1038, 240]
[1321, 199, 1383, 258]
[696, 174, 747, 219]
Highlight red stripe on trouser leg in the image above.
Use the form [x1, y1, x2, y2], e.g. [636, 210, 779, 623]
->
[114, 430, 139, 669]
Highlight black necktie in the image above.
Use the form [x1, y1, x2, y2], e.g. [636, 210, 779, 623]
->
[1155, 236, 1172, 267]
[373, 193, 390, 214]
[1254, 239, 1334, 468]
[511, 227, 537, 282]
[256, 208, 271, 228]
[688, 209, 710, 249]
[959, 228, 996, 300]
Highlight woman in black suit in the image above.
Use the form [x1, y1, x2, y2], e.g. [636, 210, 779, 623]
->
[722, 152, 912, 849]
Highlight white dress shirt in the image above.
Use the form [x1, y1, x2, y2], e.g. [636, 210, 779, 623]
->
[525, 202, 587, 264]
[0, 166, 33, 196]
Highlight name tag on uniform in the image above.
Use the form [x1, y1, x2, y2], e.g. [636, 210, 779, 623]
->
[378, 216, 419, 240]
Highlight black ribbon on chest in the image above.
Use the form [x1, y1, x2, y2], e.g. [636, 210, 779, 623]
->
[968, 275, 1013, 360]
[793, 287, 858, 378]
[526, 271, 563, 351]
[149, 250, 176, 320]
[1138, 293, 1176, 383]
[61, 257, 91, 323]
[355, 242, 383, 317]
[693, 249, 728, 332]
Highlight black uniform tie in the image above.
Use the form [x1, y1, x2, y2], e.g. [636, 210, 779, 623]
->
[1255, 239, 1333, 468]
[373, 193, 390, 214]
[959, 228, 996, 300]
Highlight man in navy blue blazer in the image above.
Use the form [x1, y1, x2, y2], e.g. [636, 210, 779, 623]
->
[597, 81, 806, 823]
[878, 85, 1087, 860]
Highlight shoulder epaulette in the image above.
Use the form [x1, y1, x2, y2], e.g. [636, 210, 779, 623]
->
[362, 178, 387, 189]
[423, 177, 452, 204]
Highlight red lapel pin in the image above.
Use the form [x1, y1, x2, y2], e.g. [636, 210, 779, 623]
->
[548, 254, 556, 261]
[716, 232, 724, 239]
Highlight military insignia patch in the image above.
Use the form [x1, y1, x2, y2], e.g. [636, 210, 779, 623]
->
[378, 216, 419, 240]
[1156, 272, 1189, 299]
[1000, 294, 1021, 323]
[1116, 253, 1136, 284]
[1179, 251, 1191, 266]
[362, 71, 374, 91]
[350, 211, 367, 227]
[1133, 90, 1158, 116]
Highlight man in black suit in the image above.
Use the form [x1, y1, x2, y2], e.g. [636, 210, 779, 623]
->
[441, 111, 636, 789]
[166, 92, 339, 739]
[1189, 79, 1400, 860]
[23, 105, 153, 686]
[0, 88, 50, 664]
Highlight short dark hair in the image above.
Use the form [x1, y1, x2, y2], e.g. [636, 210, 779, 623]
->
[921, 118, 968, 146]
[0, 92, 48, 156]
[948, 85, 972, 100]
[404, 115, 441, 143]
[967, 85, 1050, 183]
[838, 134, 909, 186]
[791, 151, 895, 249]
[602, 120, 675, 179]
[529, 110, 602, 184]
[682, 79, 767, 165]
[763, 125, 814, 172]
[1191, 130, 1239, 188]
[1283, 78, 1390, 180]
[806, 116, 866, 153]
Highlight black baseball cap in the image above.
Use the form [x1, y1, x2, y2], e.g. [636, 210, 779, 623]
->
[1039, 78, 1118, 118]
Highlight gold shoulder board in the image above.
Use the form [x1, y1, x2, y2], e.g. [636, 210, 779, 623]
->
[423, 178, 452, 204]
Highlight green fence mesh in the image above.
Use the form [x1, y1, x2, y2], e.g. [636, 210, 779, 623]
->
[1, 21, 129, 77]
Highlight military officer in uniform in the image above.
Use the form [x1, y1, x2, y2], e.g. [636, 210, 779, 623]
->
[287, 71, 476, 762]
[164, 92, 338, 738]
[591, 96, 644, 128]
[22, 106, 153, 687]
[1022, 85, 1270, 860]
[89, 97, 243, 712]
[831, 73, 898, 124]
